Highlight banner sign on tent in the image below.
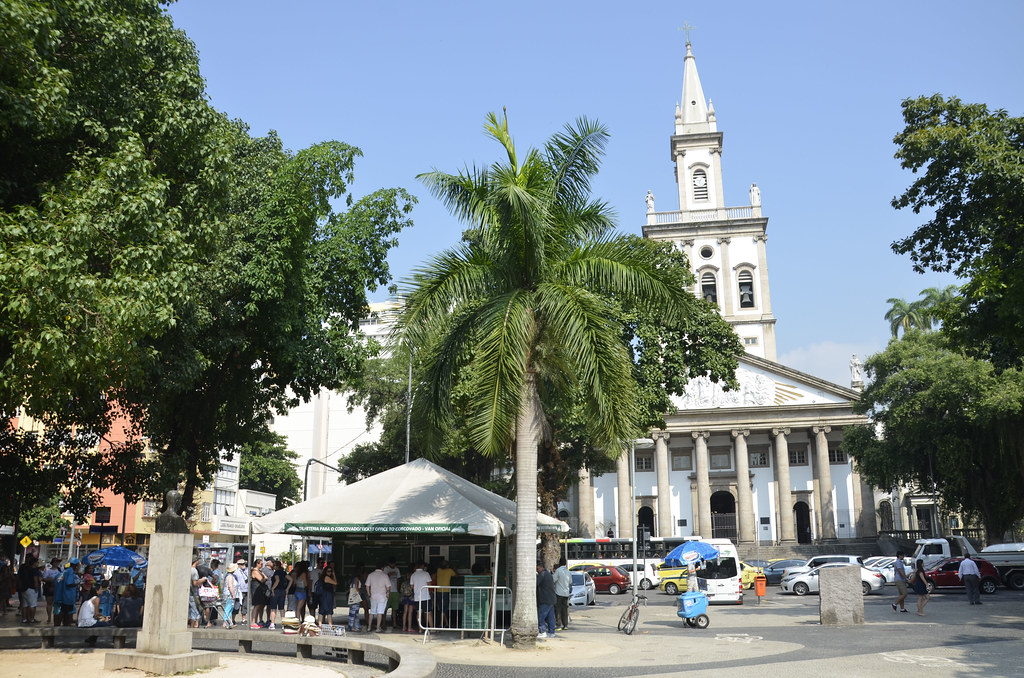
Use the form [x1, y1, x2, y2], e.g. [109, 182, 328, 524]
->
[285, 522, 470, 534]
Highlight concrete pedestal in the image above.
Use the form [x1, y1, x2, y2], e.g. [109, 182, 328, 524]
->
[818, 565, 864, 626]
[106, 532, 220, 673]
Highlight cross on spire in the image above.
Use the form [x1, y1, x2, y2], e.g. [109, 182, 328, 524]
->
[679, 22, 696, 45]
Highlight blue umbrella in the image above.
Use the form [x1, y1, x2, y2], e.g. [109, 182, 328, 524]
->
[663, 541, 720, 568]
[84, 546, 148, 569]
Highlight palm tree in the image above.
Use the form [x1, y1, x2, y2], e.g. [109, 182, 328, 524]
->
[398, 112, 694, 646]
[885, 297, 928, 337]
[918, 285, 960, 328]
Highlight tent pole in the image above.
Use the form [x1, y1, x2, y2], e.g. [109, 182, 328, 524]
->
[489, 534, 499, 642]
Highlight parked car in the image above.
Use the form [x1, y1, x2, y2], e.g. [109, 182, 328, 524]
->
[657, 566, 689, 595]
[780, 563, 885, 596]
[580, 565, 630, 595]
[782, 555, 865, 580]
[740, 561, 767, 589]
[863, 556, 899, 583]
[569, 571, 596, 606]
[762, 559, 805, 585]
[617, 562, 661, 590]
[924, 557, 1002, 595]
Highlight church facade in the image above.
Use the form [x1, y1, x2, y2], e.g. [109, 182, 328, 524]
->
[572, 41, 875, 545]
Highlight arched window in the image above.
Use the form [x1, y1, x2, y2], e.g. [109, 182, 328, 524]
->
[692, 168, 709, 201]
[737, 270, 755, 308]
[878, 501, 894, 532]
[701, 271, 718, 303]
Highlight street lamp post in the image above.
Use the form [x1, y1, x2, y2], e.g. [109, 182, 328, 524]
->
[303, 458, 350, 502]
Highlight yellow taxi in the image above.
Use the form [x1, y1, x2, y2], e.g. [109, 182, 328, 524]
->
[656, 564, 690, 595]
[740, 560, 768, 589]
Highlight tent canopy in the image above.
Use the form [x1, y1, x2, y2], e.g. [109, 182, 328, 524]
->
[252, 458, 568, 538]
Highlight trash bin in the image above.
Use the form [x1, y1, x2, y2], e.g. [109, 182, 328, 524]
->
[754, 574, 767, 598]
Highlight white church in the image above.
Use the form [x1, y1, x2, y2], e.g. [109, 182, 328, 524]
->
[572, 40, 876, 546]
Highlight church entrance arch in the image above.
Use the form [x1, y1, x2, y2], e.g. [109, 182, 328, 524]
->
[794, 501, 812, 544]
[710, 491, 737, 541]
[637, 506, 655, 538]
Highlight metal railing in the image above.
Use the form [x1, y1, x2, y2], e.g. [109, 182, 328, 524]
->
[651, 206, 757, 225]
[414, 585, 511, 645]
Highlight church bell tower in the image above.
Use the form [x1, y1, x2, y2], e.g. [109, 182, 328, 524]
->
[643, 39, 778, 361]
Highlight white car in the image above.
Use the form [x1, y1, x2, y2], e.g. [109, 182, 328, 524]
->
[782, 554, 864, 580]
[569, 571, 596, 606]
[863, 556, 899, 583]
[617, 562, 661, 590]
[780, 563, 886, 596]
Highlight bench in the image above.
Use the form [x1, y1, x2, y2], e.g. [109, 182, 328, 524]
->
[190, 629, 435, 678]
[0, 626, 139, 649]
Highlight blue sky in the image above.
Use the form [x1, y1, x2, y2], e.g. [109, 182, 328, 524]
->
[166, 1, 1024, 386]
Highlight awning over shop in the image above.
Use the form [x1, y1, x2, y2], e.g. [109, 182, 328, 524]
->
[252, 458, 568, 538]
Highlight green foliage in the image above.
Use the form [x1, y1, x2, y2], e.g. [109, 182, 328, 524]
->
[18, 495, 69, 542]
[0, 0, 230, 430]
[891, 95, 1024, 367]
[238, 429, 302, 509]
[845, 331, 1024, 540]
[119, 123, 414, 514]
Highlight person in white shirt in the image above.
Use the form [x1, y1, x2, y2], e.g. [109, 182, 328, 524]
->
[365, 563, 391, 633]
[78, 587, 110, 645]
[957, 556, 982, 605]
[409, 561, 433, 630]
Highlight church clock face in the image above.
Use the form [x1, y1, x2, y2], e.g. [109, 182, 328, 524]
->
[694, 175, 706, 187]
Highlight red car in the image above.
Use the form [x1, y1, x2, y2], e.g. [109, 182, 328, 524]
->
[581, 565, 630, 595]
[924, 557, 1002, 594]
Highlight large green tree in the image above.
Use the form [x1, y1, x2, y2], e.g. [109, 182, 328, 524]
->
[844, 331, 1024, 541]
[891, 95, 1024, 367]
[0, 0, 229, 429]
[119, 124, 414, 514]
[399, 112, 707, 646]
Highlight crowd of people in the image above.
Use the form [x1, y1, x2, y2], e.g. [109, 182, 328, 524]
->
[2, 553, 146, 644]
[184, 554, 490, 635]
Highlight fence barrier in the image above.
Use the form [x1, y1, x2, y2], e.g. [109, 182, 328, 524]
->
[414, 585, 512, 645]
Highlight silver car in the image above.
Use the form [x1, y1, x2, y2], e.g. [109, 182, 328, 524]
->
[569, 571, 596, 606]
[780, 563, 886, 596]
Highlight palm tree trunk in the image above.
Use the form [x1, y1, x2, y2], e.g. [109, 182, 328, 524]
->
[510, 372, 541, 647]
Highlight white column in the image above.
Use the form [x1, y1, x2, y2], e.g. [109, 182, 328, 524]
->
[653, 432, 672, 538]
[813, 426, 836, 540]
[692, 431, 712, 539]
[772, 428, 796, 543]
[718, 236, 734, 317]
[576, 468, 594, 538]
[616, 451, 633, 539]
[732, 429, 755, 544]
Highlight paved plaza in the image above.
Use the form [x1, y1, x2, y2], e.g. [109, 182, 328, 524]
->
[2, 587, 1022, 677]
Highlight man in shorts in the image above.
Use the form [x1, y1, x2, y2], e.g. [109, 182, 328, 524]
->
[365, 562, 391, 633]
[434, 560, 456, 628]
[892, 551, 910, 613]
[409, 561, 433, 630]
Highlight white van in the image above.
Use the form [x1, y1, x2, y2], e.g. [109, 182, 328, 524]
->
[693, 538, 744, 604]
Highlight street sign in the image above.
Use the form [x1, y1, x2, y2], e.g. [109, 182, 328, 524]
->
[260, 546, 265, 554]
[19, 536, 31, 548]
[124, 535, 136, 546]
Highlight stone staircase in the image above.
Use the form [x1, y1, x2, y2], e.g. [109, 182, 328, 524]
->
[737, 538, 881, 562]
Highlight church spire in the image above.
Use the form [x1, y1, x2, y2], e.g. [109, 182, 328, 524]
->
[675, 40, 717, 135]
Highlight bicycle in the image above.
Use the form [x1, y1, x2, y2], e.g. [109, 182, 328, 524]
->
[617, 592, 647, 635]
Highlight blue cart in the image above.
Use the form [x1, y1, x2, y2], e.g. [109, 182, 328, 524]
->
[677, 591, 710, 629]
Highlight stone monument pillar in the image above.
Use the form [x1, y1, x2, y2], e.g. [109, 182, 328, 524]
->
[105, 491, 219, 674]
[818, 565, 864, 626]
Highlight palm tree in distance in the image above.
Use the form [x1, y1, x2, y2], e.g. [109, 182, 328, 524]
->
[885, 285, 960, 337]
[397, 112, 695, 646]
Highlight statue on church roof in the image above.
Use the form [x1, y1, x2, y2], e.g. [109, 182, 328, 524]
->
[850, 354, 863, 383]
[749, 182, 761, 207]
[645, 190, 656, 213]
